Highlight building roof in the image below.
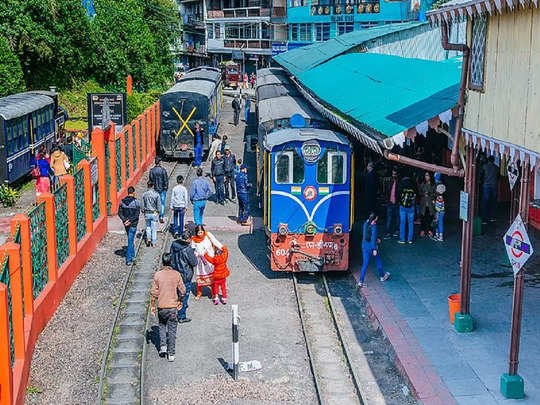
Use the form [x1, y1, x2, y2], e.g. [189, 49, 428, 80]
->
[0, 93, 53, 121]
[273, 21, 426, 76]
[264, 128, 349, 150]
[258, 95, 322, 125]
[163, 80, 216, 98]
[426, 0, 531, 23]
[181, 66, 221, 83]
[294, 52, 461, 139]
[256, 83, 299, 102]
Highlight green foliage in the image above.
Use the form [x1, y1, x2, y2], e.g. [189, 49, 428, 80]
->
[59, 80, 105, 118]
[0, 35, 25, 97]
[431, 0, 452, 9]
[0, 184, 20, 207]
[127, 91, 160, 122]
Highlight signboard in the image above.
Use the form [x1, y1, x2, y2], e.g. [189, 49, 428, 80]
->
[231, 50, 244, 60]
[301, 140, 321, 163]
[504, 214, 534, 274]
[272, 43, 288, 56]
[287, 42, 310, 51]
[459, 191, 469, 221]
[87, 93, 127, 135]
[331, 15, 354, 22]
[507, 161, 519, 191]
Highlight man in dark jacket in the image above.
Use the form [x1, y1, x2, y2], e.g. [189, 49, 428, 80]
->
[170, 231, 198, 323]
[211, 150, 226, 204]
[118, 186, 141, 265]
[223, 145, 236, 201]
[364, 162, 377, 216]
[149, 157, 168, 223]
[232, 95, 241, 126]
[235, 164, 251, 225]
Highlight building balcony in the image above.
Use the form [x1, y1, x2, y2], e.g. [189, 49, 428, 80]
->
[207, 7, 270, 19]
[184, 14, 205, 29]
[224, 39, 271, 49]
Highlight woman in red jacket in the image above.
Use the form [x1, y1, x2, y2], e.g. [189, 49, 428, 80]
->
[204, 246, 230, 305]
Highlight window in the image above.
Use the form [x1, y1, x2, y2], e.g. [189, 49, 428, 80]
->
[275, 148, 305, 184]
[290, 24, 298, 41]
[207, 24, 214, 39]
[225, 23, 259, 39]
[290, 24, 311, 41]
[215, 24, 221, 39]
[317, 149, 347, 184]
[289, 0, 307, 6]
[337, 22, 354, 35]
[315, 23, 330, 41]
[470, 16, 487, 90]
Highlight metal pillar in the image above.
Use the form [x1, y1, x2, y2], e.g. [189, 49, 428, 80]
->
[231, 305, 239, 380]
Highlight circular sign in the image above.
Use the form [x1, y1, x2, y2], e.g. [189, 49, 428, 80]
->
[303, 186, 317, 201]
[511, 230, 524, 258]
[301, 141, 321, 163]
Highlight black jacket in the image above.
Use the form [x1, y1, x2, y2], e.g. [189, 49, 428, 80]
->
[232, 98, 241, 112]
[149, 165, 168, 192]
[211, 157, 225, 177]
[118, 196, 141, 227]
[170, 239, 198, 283]
[223, 153, 236, 174]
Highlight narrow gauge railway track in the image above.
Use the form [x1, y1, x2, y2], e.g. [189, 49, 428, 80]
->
[97, 161, 193, 404]
[293, 273, 364, 405]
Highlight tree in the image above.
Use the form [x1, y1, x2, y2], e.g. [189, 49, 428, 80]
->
[0, 35, 25, 97]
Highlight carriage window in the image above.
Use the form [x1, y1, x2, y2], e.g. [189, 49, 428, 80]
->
[317, 149, 347, 184]
[275, 148, 304, 184]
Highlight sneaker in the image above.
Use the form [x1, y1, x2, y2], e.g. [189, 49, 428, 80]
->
[213, 297, 219, 305]
[168, 355, 175, 362]
[407, 240, 413, 244]
[380, 272, 390, 282]
[428, 231, 433, 238]
[482, 221, 488, 225]
[398, 240, 406, 244]
[146, 240, 151, 247]
[393, 232, 399, 237]
[383, 233, 391, 240]
[437, 235, 444, 242]
[178, 317, 192, 323]
[159, 346, 167, 357]
[489, 218, 496, 223]
[221, 297, 227, 305]
[357, 281, 365, 288]
[126, 261, 133, 266]
[420, 231, 425, 237]
[195, 293, 202, 301]
[159, 217, 165, 224]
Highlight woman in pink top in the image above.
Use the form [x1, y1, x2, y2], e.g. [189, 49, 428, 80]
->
[243, 72, 248, 89]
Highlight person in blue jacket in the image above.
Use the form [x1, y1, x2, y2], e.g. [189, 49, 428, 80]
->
[193, 122, 203, 167]
[235, 164, 251, 225]
[357, 213, 390, 288]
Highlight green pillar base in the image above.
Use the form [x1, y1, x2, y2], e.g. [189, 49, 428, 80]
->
[500, 373, 524, 399]
[454, 313, 474, 333]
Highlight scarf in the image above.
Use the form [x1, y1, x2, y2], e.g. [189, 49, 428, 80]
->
[191, 232, 207, 244]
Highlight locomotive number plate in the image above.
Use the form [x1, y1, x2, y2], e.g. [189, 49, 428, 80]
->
[301, 140, 321, 163]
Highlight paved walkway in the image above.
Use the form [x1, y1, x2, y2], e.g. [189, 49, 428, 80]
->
[355, 215, 540, 404]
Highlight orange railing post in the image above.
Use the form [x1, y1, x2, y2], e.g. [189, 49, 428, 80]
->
[126, 125, 133, 182]
[120, 129, 127, 190]
[139, 114, 146, 165]
[10, 215, 33, 317]
[91, 128, 108, 218]
[60, 175, 77, 257]
[107, 135, 118, 216]
[4, 242, 24, 362]
[37, 193, 58, 283]
[0, 285, 13, 405]
[156, 102, 160, 139]
[134, 119, 141, 170]
[77, 160, 94, 235]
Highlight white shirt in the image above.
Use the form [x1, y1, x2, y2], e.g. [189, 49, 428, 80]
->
[207, 139, 222, 161]
[170, 184, 188, 209]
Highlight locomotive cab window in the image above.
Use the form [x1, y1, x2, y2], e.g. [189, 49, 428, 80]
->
[317, 149, 347, 184]
[275, 148, 304, 184]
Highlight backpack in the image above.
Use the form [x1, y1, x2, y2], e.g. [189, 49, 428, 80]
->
[401, 188, 416, 208]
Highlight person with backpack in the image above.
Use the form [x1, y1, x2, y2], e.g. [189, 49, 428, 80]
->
[357, 213, 390, 288]
[398, 175, 417, 244]
[118, 186, 141, 266]
[170, 231, 198, 322]
[149, 157, 168, 223]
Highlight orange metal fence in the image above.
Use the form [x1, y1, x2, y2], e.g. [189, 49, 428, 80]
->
[0, 102, 159, 405]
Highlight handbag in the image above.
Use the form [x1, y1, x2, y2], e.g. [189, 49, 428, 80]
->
[31, 167, 41, 178]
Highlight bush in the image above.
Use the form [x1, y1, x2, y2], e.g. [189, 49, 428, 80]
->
[59, 80, 105, 119]
[0, 35, 25, 97]
[127, 91, 160, 122]
[0, 184, 20, 207]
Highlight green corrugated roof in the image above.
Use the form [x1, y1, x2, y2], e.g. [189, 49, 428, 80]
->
[296, 53, 460, 137]
[273, 21, 427, 77]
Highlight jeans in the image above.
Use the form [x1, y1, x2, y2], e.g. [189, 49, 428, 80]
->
[193, 200, 206, 225]
[172, 207, 185, 236]
[194, 143, 203, 167]
[158, 308, 178, 356]
[145, 213, 158, 244]
[399, 206, 415, 242]
[244, 107, 250, 122]
[234, 110, 239, 126]
[359, 248, 383, 283]
[215, 175, 225, 203]
[224, 172, 236, 200]
[437, 211, 445, 235]
[482, 185, 497, 222]
[386, 203, 398, 235]
[159, 191, 166, 219]
[126, 226, 137, 264]
[178, 281, 191, 319]
[238, 192, 249, 222]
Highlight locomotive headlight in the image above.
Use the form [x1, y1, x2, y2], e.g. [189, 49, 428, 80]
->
[305, 222, 316, 235]
[333, 224, 343, 235]
[278, 223, 288, 236]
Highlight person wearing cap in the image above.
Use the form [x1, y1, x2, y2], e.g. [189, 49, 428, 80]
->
[149, 157, 168, 223]
[232, 95, 241, 126]
[223, 145, 236, 201]
[235, 164, 251, 225]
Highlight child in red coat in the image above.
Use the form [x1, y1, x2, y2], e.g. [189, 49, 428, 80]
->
[204, 246, 230, 305]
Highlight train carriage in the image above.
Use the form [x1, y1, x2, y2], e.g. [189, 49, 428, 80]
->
[160, 66, 223, 159]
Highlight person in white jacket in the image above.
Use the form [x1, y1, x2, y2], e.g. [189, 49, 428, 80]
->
[170, 175, 188, 238]
[207, 134, 222, 163]
[190, 225, 223, 299]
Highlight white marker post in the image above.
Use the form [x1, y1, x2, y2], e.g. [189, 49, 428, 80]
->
[232, 305, 239, 380]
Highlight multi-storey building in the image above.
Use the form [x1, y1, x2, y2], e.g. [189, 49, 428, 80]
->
[176, 0, 209, 70]
[205, 0, 274, 73]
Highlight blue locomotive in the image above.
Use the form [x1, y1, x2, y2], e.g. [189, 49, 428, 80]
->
[256, 68, 354, 272]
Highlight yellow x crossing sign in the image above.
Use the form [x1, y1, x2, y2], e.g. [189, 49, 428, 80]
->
[172, 106, 197, 138]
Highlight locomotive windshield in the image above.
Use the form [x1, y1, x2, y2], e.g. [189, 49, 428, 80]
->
[317, 149, 347, 184]
[275, 148, 304, 184]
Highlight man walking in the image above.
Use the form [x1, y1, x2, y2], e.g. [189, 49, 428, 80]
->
[235, 164, 251, 225]
[170, 231, 198, 323]
[190, 168, 212, 225]
[232, 95, 241, 126]
[220, 135, 228, 155]
[170, 175, 188, 238]
[480, 155, 499, 224]
[149, 157, 168, 223]
[211, 150, 226, 205]
[142, 181, 161, 247]
[118, 186, 140, 265]
[150, 253, 186, 362]
[223, 145, 236, 201]
[384, 168, 400, 239]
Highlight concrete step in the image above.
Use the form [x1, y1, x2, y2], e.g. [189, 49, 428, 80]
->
[110, 352, 138, 368]
[124, 303, 146, 315]
[107, 366, 139, 385]
[126, 290, 147, 303]
[116, 334, 144, 346]
[119, 324, 143, 337]
[105, 382, 138, 402]
[121, 313, 146, 325]
[115, 339, 141, 354]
